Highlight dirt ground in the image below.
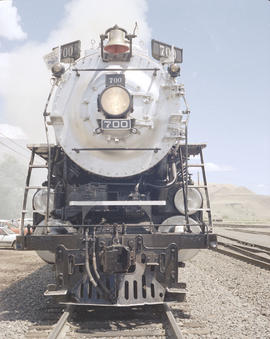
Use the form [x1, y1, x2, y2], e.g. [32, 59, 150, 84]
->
[0, 245, 270, 339]
[0, 249, 45, 292]
[0, 249, 58, 338]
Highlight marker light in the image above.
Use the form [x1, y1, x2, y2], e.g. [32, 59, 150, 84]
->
[51, 63, 65, 78]
[168, 63, 180, 77]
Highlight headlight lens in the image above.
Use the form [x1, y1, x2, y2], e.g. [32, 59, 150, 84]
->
[100, 86, 131, 117]
[33, 189, 54, 215]
[174, 187, 202, 215]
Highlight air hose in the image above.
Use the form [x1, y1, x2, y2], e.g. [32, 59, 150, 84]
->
[85, 230, 98, 288]
[84, 229, 114, 302]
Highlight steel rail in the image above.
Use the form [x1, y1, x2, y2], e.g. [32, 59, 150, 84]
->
[216, 245, 270, 270]
[216, 235, 270, 270]
[218, 242, 270, 263]
[163, 303, 183, 339]
[214, 223, 270, 229]
[64, 304, 182, 338]
[48, 307, 72, 339]
[216, 234, 270, 253]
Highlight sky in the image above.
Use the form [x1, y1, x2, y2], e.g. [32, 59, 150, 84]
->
[0, 0, 269, 195]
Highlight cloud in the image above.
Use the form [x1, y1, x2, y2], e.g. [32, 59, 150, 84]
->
[49, 0, 150, 50]
[0, 123, 26, 139]
[0, 0, 150, 142]
[0, 0, 27, 40]
[189, 156, 234, 172]
[256, 184, 270, 188]
[205, 162, 234, 172]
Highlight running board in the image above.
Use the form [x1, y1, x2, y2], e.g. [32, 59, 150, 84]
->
[69, 200, 166, 206]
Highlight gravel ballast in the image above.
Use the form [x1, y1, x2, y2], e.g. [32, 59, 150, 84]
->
[0, 248, 269, 338]
[0, 250, 54, 339]
[177, 250, 270, 338]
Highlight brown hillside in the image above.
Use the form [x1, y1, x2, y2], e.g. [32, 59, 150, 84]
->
[207, 184, 270, 222]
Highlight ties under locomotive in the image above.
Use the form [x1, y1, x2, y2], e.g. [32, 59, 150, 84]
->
[16, 25, 217, 306]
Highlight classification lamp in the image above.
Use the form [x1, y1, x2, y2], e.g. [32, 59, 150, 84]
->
[51, 63, 65, 78]
[168, 63, 180, 77]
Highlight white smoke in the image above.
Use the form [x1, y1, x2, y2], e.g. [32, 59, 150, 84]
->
[0, 123, 26, 139]
[0, 0, 27, 40]
[0, 0, 150, 142]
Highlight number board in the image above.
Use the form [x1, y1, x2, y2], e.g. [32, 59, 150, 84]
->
[60, 40, 81, 63]
[102, 119, 131, 130]
[151, 39, 183, 63]
[43, 47, 59, 69]
[106, 74, 125, 87]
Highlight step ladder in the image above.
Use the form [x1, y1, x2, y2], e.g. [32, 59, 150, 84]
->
[178, 143, 213, 233]
[20, 146, 48, 236]
[20, 80, 57, 236]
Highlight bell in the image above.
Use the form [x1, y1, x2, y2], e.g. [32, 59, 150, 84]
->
[104, 27, 130, 55]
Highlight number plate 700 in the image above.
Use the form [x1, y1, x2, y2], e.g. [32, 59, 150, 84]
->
[102, 119, 131, 130]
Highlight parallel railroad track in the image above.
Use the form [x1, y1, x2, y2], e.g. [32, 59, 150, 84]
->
[214, 223, 270, 229]
[216, 234, 270, 270]
[26, 303, 183, 339]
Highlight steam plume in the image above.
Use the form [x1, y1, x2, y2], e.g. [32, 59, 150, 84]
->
[0, 0, 150, 142]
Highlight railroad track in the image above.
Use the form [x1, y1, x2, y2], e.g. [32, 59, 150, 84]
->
[216, 234, 270, 270]
[25, 301, 64, 339]
[214, 223, 270, 229]
[26, 303, 183, 338]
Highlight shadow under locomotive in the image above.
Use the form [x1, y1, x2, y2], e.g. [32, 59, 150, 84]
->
[0, 265, 55, 323]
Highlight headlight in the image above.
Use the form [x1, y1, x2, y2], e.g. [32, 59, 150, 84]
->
[174, 187, 202, 215]
[99, 86, 131, 117]
[33, 189, 54, 215]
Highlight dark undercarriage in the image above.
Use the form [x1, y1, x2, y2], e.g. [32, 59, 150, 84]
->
[17, 143, 217, 306]
[17, 230, 216, 306]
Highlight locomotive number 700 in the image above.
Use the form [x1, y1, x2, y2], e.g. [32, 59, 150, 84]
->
[102, 119, 131, 130]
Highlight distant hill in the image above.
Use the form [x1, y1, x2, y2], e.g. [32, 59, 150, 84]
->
[208, 184, 270, 222]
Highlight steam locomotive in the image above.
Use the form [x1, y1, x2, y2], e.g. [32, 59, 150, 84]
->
[17, 25, 217, 306]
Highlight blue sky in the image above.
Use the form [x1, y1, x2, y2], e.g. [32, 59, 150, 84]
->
[0, 0, 269, 195]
